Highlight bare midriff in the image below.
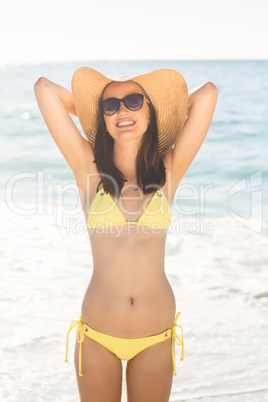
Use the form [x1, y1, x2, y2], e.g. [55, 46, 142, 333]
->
[81, 226, 176, 339]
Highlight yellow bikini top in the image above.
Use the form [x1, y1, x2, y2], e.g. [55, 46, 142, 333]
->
[87, 188, 171, 229]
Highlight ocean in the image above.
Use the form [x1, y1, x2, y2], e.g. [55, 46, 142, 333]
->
[0, 60, 267, 401]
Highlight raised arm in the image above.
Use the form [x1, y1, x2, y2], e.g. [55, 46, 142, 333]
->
[171, 82, 218, 185]
[34, 77, 95, 175]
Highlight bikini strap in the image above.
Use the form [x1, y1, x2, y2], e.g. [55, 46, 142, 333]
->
[171, 311, 184, 377]
[65, 316, 85, 377]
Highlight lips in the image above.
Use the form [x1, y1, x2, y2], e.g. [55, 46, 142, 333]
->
[116, 120, 135, 128]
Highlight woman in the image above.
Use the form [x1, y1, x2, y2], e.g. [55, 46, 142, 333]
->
[34, 67, 218, 402]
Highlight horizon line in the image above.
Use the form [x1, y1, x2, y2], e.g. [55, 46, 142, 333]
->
[1, 58, 268, 68]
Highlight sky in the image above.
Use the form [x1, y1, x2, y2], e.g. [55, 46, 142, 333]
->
[1, 0, 267, 65]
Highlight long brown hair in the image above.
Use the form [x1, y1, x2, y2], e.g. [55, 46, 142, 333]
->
[93, 96, 167, 198]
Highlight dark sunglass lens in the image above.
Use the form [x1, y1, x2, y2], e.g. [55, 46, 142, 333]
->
[102, 98, 120, 115]
[124, 94, 143, 111]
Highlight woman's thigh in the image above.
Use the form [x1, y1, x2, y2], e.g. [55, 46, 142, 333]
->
[74, 335, 123, 402]
[126, 338, 173, 402]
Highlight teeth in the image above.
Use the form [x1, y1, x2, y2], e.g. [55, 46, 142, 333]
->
[118, 120, 135, 127]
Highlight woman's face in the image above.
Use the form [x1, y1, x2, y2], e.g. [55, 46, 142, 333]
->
[102, 81, 150, 147]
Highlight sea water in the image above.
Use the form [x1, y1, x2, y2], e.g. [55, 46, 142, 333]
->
[0, 60, 268, 401]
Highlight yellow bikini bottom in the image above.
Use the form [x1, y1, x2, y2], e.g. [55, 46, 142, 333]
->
[65, 311, 184, 377]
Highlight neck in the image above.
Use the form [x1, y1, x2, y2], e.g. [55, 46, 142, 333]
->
[113, 141, 140, 183]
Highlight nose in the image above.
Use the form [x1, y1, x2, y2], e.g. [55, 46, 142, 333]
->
[117, 101, 129, 114]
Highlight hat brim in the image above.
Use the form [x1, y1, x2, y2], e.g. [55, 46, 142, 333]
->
[72, 67, 188, 155]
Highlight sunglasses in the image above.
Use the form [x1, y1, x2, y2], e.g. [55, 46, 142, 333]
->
[101, 93, 149, 116]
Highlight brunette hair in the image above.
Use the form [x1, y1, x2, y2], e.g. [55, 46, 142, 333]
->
[93, 96, 167, 198]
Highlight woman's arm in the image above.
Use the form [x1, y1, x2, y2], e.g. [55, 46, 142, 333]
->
[34, 77, 94, 175]
[171, 82, 218, 184]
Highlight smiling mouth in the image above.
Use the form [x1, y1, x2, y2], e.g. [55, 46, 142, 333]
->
[117, 120, 135, 128]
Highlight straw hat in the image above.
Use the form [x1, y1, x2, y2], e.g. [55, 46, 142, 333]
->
[71, 67, 188, 155]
